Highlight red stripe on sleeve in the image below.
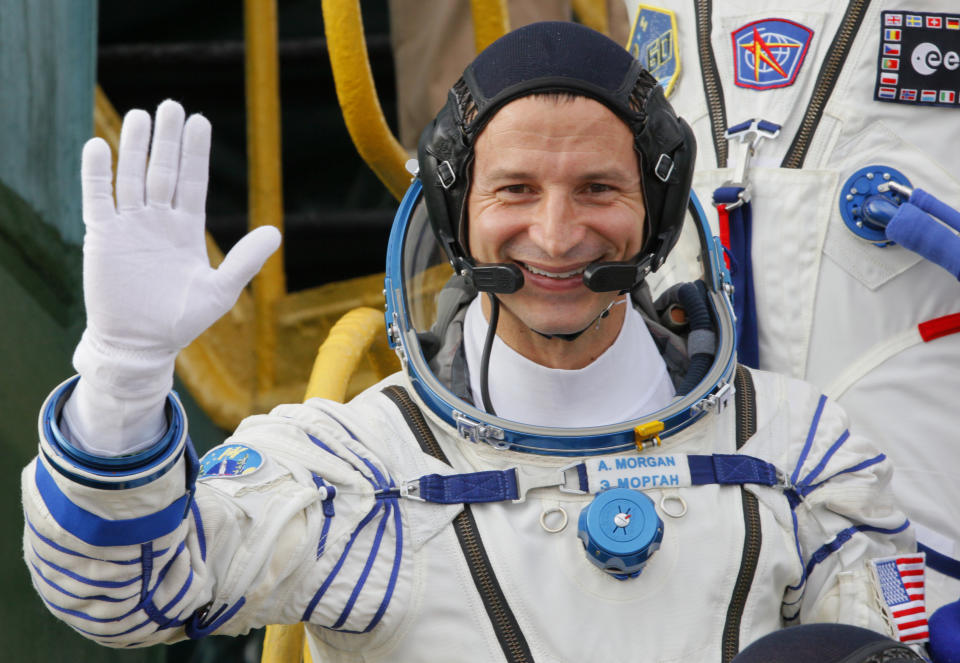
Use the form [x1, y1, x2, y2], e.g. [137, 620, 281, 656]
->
[919, 312, 960, 342]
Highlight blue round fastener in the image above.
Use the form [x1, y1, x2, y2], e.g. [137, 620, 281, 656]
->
[838, 165, 912, 247]
[577, 488, 664, 578]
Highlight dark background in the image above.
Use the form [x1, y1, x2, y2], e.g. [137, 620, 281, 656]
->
[97, 0, 399, 295]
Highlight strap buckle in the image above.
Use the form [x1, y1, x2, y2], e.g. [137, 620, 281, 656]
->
[716, 119, 781, 209]
[512, 463, 588, 502]
[399, 478, 423, 501]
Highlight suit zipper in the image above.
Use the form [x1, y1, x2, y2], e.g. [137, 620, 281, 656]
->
[695, 0, 729, 168]
[721, 365, 762, 662]
[381, 385, 535, 663]
[782, 0, 870, 168]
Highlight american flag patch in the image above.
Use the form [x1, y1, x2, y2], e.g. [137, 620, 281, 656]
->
[870, 554, 928, 644]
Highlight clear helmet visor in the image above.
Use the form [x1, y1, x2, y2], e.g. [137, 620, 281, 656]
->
[384, 180, 736, 456]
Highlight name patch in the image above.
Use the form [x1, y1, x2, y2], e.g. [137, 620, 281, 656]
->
[732, 18, 814, 90]
[199, 444, 264, 479]
[587, 454, 692, 492]
[875, 11, 960, 107]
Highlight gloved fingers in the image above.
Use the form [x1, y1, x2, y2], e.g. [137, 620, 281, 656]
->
[886, 203, 960, 279]
[172, 113, 212, 216]
[214, 226, 282, 300]
[81, 138, 117, 225]
[911, 189, 960, 233]
[145, 99, 186, 208]
[115, 109, 151, 210]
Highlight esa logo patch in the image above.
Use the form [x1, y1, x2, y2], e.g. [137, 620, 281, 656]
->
[628, 5, 680, 96]
[198, 444, 264, 479]
[731, 18, 814, 90]
[875, 11, 960, 107]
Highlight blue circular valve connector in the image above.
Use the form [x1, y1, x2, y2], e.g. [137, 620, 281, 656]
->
[838, 165, 912, 247]
[577, 488, 664, 578]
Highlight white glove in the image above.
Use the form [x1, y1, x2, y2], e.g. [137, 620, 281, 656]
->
[63, 99, 281, 456]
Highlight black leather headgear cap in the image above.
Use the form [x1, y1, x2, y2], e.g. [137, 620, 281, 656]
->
[417, 20, 696, 294]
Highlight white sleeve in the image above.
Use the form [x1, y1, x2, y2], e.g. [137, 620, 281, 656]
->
[22, 379, 408, 647]
[773, 377, 918, 641]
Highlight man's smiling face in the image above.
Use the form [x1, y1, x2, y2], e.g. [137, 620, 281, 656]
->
[467, 94, 646, 364]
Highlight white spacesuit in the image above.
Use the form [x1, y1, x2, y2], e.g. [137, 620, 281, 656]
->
[622, 0, 960, 617]
[22, 21, 922, 662]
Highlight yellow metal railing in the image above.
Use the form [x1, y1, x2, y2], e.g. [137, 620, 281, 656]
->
[244, 0, 287, 396]
[321, 0, 410, 200]
[470, 0, 510, 52]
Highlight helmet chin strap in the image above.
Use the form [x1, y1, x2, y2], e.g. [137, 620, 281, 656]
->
[532, 297, 627, 342]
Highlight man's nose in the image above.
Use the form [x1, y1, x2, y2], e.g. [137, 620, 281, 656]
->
[529, 191, 586, 258]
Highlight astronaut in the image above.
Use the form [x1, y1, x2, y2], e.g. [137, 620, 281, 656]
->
[23, 22, 919, 661]
[620, 1, 960, 657]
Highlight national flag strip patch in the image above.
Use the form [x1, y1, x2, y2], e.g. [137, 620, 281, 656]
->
[870, 554, 929, 644]
[875, 11, 960, 108]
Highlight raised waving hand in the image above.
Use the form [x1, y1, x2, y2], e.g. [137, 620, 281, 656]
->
[67, 100, 280, 455]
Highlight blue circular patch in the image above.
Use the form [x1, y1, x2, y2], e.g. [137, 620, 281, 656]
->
[198, 444, 264, 479]
[838, 165, 912, 246]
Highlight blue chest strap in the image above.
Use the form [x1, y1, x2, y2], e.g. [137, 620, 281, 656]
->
[394, 453, 789, 505]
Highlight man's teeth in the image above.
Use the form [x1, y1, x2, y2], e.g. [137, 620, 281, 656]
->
[522, 263, 587, 279]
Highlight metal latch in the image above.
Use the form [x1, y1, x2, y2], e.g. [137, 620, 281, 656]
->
[691, 381, 734, 415]
[387, 320, 407, 364]
[634, 420, 665, 452]
[452, 410, 507, 448]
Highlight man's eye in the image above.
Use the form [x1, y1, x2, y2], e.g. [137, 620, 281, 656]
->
[587, 183, 614, 194]
[501, 184, 531, 195]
